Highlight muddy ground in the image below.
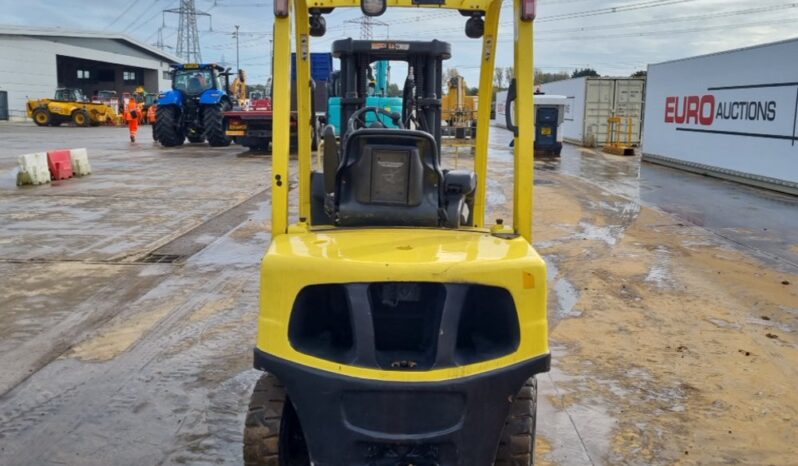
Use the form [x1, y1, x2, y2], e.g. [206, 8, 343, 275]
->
[0, 123, 795, 465]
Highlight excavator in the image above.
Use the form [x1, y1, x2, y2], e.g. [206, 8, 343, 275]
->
[244, 0, 547, 465]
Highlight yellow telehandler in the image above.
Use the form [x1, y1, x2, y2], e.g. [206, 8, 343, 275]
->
[27, 88, 114, 127]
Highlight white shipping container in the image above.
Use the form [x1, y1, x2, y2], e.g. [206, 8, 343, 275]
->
[642, 38, 798, 194]
[495, 90, 510, 128]
[540, 77, 645, 147]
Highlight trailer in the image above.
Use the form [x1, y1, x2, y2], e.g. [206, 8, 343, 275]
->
[642, 38, 798, 195]
[539, 77, 645, 147]
[224, 53, 332, 151]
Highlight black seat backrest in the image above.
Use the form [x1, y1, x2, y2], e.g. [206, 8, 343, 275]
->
[336, 128, 443, 227]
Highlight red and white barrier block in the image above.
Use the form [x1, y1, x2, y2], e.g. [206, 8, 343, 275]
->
[70, 148, 92, 176]
[16, 152, 50, 186]
[16, 148, 92, 186]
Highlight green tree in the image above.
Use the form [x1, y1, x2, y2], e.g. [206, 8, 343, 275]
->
[535, 69, 570, 85]
[571, 68, 600, 78]
[386, 83, 402, 97]
[494, 67, 506, 90]
[631, 70, 647, 78]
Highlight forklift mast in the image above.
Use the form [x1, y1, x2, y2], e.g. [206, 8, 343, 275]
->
[332, 38, 450, 148]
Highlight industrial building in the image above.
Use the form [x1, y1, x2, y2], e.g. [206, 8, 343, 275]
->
[643, 37, 798, 195]
[0, 26, 180, 120]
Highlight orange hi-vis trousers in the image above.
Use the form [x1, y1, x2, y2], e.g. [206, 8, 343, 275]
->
[128, 118, 139, 138]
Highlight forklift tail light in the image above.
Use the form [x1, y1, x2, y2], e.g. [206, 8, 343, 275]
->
[521, 0, 536, 21]
[361, 0, 387, 17]
[274, 0, 289, 17]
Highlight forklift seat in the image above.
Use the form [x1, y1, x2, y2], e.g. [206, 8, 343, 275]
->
[336, 128, 444, 227]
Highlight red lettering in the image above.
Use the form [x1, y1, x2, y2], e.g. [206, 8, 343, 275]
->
[685, 96, 701, 124]
[699, 95, 715, 125]
[674, 97, 687, 124]
[665, 96, 677, 123]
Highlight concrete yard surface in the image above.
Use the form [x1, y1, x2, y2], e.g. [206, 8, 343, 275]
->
[0, 122, 796, 465]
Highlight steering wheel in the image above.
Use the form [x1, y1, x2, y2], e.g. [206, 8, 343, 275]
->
[347, 106, 404, 133]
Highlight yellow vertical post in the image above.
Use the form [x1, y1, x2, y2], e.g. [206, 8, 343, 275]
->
[471, 0, 502, 229]
[513, 0, 535, 242]
[627, 116, 633, 145]
[295, 0, 312, 222]
[271, 9, 292, 237]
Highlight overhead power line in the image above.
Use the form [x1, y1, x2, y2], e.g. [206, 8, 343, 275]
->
[537, 2, 798, 36]
[104, 2, 139, 31]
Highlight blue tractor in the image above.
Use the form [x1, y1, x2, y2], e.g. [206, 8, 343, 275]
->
[155, 64, 234, 147]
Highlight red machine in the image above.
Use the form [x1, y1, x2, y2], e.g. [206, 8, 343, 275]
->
[224, 97, 299, 152]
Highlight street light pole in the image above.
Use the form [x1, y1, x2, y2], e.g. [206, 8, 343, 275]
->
[234, 25, 240, 71]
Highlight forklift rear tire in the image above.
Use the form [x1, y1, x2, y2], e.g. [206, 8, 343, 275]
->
[32, 108, 51, 127]
[72, 110, 91, 127]
[494, 377, 538, 466]
[244, 373, 310, 466]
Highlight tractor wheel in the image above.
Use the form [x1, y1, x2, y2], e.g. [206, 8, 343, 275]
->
[494, 378, 538, 466]
[72, 109, 91, 127]
[32, 108, 51, 127]
[156, 105, 185, 147]
[203, 103, 231, 147]
[243, 373, 310, 466]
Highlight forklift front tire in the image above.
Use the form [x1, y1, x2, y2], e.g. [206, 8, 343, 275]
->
[244, 373, 310, 466]
[495, 377, 538, 466]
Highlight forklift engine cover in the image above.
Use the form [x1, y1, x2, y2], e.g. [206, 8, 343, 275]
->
[256, 228, 549, 465]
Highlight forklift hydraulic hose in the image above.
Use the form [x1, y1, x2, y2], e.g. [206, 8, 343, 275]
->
[506, 78, 518, 136]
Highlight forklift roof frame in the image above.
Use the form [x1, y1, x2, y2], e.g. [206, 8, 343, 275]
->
[272, 0, 536, 241]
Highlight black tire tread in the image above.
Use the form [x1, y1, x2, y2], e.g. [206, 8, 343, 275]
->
[243, 373, 286, 466]
[156, 105, 185, 147]
[72, 109, 90, 127]
[204, 103, 231, 147]
[495, 378, 538, 466]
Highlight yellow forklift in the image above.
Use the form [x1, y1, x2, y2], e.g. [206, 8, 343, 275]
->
[244, 0, 548, 464]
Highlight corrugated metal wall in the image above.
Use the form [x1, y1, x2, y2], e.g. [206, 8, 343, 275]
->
[0, 34, 175, 120]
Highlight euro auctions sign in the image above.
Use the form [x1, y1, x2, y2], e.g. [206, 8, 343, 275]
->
[665, 95, 776, 126]
[663, 86, 792, 140]
[642, 39, 798, 191]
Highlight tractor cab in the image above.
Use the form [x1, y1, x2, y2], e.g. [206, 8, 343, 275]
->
[315, 39, 475, 229]
[246, 1, 547, 465]
[171, 63, 224, 96]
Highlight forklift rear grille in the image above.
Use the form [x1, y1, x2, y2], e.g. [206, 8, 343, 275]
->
[287, 283, 520, 370]
[289, 285, 355, 364]
[369, 283, 445, 370]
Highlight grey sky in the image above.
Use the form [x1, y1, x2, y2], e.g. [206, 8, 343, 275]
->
[1, 0, 797, 85]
